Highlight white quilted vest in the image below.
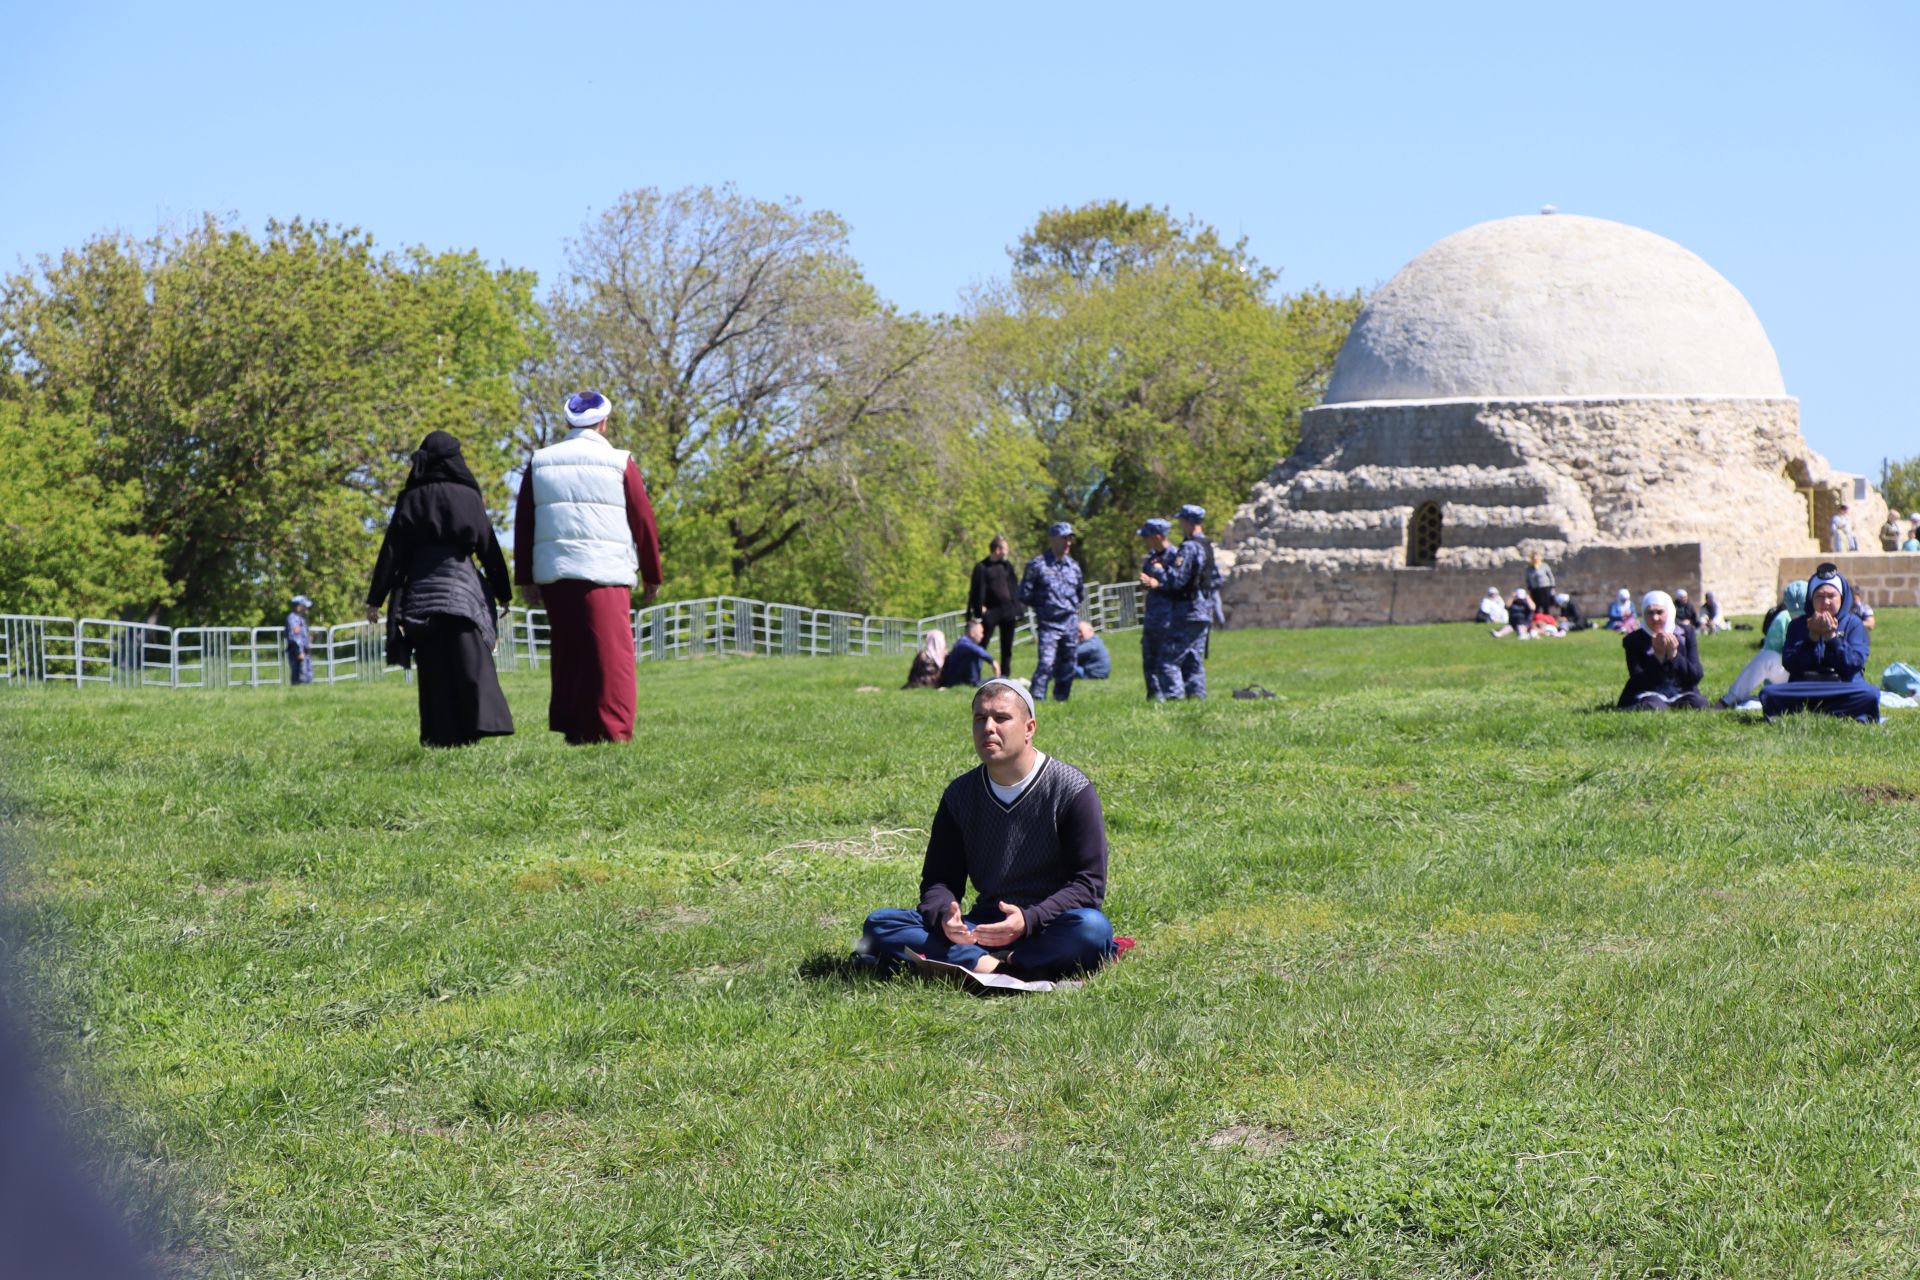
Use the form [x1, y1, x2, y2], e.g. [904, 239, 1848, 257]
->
[528, 429, 638, 587]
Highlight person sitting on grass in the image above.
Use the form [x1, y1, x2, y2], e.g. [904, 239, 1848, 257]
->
[903, 629, 946, 689]
[1717, 579, 1804, 708]
[1490, 589, 1535, 638]
[1618, 591, 1707, 711]
[855, 678, 1117, 980]
[938, 619, 1000, 688]
[1072, 620, 1111, 681]
[1699, 591, 1730, 634]
[1477, 586, 1506, 624]
[1607, 589, 1638, 632]
[1759, 564, 1881, 723]
[1672, 588, 1700, 629]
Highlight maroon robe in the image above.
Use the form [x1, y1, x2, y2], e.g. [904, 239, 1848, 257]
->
[514, 456, 663, 744]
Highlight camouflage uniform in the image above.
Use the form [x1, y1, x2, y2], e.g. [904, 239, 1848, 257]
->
[1146, 540, 1208, 699]
[1018, 551, 1084, 702]
[1140, 544, 1173, 699]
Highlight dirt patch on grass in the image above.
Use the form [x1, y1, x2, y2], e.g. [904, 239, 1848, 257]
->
[190, 879, 273, 898]
[512, 859, 624, 892]
[632, 904, 713, 930]
[1205, 1124, 1295, 1155]
[1851, 783, 1919, 805]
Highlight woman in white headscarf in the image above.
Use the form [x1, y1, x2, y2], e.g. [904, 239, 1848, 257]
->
[903, 629, 948, 689]
[1618, 590, 1707, 710]
[1476, 587, 1505, 624]
[1606, 588, 1638, 632]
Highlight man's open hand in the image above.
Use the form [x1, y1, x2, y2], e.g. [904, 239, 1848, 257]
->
[940, 902, 976, 947]
[971, 902, 1026, 947]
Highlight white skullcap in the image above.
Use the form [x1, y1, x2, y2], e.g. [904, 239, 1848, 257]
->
[564, 391, 612, 428]
[975, 677, 1035, 719]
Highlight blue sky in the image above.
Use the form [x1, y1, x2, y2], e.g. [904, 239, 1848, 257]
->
[6, 0, 1915, 474]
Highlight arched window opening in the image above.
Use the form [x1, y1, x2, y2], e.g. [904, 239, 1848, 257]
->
[1407, 501, 1442, 568]
[1781, 463, 1817, 540]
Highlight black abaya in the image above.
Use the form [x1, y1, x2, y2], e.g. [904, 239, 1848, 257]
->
[368, 433, 516, 746]
[411, 617, 514, 747]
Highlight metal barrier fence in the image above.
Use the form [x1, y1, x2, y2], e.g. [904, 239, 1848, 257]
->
[0, 584, 1144, 691]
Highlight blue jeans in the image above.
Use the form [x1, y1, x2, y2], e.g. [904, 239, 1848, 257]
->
[856, 906, 1115, 980]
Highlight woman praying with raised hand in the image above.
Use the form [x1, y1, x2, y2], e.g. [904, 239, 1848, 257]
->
[1618, 590, 1707, 711]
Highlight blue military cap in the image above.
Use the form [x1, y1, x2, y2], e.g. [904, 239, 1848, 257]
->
[1177, 503, 1205, 522]
[1048, 521, 1075, 538]
[1136, 517, 1171, 537]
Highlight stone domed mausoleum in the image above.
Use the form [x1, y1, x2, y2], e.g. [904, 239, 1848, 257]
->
[1220, 212, 1880, 626]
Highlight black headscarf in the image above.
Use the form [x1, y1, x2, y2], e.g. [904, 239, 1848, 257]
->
[403, 431, 482, 494]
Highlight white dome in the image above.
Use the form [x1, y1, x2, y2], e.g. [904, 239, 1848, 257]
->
[1323, 214, 1787, 403]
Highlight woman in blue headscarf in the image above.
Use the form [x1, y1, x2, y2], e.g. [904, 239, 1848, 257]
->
[1758, 564, 1881, 723]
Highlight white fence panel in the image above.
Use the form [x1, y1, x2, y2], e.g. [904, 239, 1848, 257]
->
[0, 581, 1143, 693]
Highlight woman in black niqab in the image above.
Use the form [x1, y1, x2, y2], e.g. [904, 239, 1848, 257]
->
[366, 431, 515, 746]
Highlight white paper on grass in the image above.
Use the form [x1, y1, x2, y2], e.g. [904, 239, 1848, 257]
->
[908, 953, 1056, 994]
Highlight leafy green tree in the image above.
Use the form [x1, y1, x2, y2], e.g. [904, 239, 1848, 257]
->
[966, 201, 1360, 583]
[1878, 456, 1920, 525]
[529, 186, 943, 595]
[0, 391, 170, 617]
[1, 219, 544, 624]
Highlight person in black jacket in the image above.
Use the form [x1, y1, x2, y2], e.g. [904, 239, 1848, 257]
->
[366, 432, 515, 746]
[967, 536, 1021, 676]
[1618, 590, 1707, 710]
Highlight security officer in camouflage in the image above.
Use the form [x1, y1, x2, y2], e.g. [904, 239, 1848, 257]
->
[1136, 518, 1174, 699]
[1176, 503, 1222, 673]
[1140, 516, 1209, 699]
[1018, 521, 1085, 702]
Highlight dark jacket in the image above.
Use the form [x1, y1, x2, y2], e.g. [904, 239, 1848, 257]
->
[968, 557, 1020, 623]
[1781, 571, 1870, 682]
[1618, 626, 1703, 706]
[367, 477, 511, 668]
[1674, 601, 1700, 627]
[938, 635, 994, 688]
[1506, 599, 1533, 629]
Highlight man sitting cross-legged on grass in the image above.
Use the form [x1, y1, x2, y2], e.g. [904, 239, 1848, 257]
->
[855, 678, 1116, 980]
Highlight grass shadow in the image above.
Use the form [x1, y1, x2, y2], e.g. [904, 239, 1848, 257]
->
[795, 950, 875, 984]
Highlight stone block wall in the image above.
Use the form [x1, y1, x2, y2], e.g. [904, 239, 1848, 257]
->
[1777, 553, 1920, 608]
[1225, 542, 1704, 629]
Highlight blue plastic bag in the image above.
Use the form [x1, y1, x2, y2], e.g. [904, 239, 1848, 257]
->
[1882, 662, 1920, 696]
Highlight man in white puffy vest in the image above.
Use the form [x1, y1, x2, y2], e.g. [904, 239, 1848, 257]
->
[513, 391, 663, 744]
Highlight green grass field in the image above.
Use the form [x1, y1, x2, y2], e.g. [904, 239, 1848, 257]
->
[6, 618, 1920, 1278]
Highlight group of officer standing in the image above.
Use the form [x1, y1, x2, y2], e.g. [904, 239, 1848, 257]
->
[1137, 503, 1220, 700]
[1006, 504, 1221, 704]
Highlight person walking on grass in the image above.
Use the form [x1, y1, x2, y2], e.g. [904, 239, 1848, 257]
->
[1018, 522, 1084, 703]
[366, 431, 515, 747]
[968, 536, 1021, 679]
[284, 595, 314, 685]
[513, 391, 663, 744]
[854, 678, 1117, 980]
